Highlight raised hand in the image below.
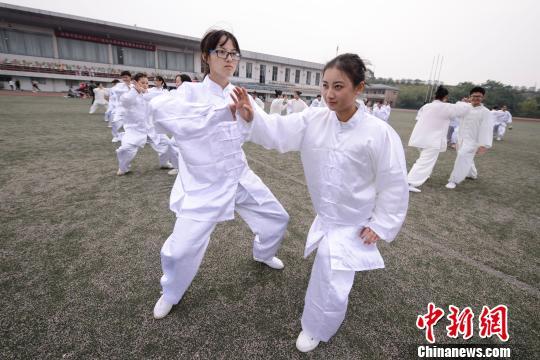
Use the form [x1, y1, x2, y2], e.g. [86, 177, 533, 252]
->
[230, 87, 254, 122]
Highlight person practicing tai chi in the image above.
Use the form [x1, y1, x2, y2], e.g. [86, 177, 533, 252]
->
[88, 83, 109, 114]
[115, 72, 175, 175]
[108, 71, 132, 142]
[446, 86, 494, 189]
[232, 53, 409, 353]
[406, 86, 471, 192]
[150, 30, 289, 320]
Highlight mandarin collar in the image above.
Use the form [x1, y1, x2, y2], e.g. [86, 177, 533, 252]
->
[203, 76, 234, 98]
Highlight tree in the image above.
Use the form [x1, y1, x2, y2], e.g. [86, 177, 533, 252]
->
[517, 98, 538, 116]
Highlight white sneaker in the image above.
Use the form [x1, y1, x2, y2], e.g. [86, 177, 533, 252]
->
[296, 330, 320, 352]
[254, 256, 284, 270]
[445, 182, 457, 189]
[112, 137, 120, 143]
[168, 168, 179, 176]
[160, 162, 174, 169]
[116, 169, 130, 176]
[408, 185, 421, 193]
[496, 137, 501, 141]
[153, 295, 173, 319]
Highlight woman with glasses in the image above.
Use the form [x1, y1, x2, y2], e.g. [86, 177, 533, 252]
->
[150, 29, 289, 320]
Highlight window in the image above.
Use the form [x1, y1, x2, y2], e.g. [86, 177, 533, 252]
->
[233, 64, 239, 77]
[58, 38, 108, 63]
[30, 77, 46, 84]
[259, 64, 266, 83]
[272, 66, 278, 81]
[0, 29, 53, 58]
[285, 68, 290, 82]
[295, 69, 300, 84]
[315, 72, 320, 86]
[113, 46, 155, 68]
[246, 62, 252, 78]
[306, 71, 311, 85]
[158, 50, 194, 72]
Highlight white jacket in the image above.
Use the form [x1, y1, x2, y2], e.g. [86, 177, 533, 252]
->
[150, 76, 276, 222]
[408, 100, 471, 151]
[241, 107, 409, 271]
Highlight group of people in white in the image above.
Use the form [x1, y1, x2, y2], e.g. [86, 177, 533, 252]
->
[82, 28, 511, 353]
[407, 85, 512, 192]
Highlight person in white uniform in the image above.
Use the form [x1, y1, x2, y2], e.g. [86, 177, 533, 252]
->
[115, 73, 174, 175]
[446, 86, 493, 189]
[108, 71, 132, 142]
[269, 90, 288, 115]
[288, 90, 308, 113]
[251, 91, 265, 109]
[89, 83, 109, 114]
[310, 94, 322, 107]
[151, 29, 289, 320]
[104, 79, 120, 124]
[232, 53, 409, 353]
[406, 86, 471, 192]
[167, 74, 192, 176]
[495, 105, 512, 141]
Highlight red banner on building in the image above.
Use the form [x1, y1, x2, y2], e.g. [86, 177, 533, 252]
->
[54, 30, 156, 51]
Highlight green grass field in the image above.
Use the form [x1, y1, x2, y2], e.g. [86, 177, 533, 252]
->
[1, 95, 538, 359]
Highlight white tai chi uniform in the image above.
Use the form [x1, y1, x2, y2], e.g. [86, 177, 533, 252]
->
[382, 104, 391, 122]
[149, 76, 289, 305]
[499, 110, 512, 138]
[310, 98, 322, 107]
[448, 104, 493, 184]
[372, 104, 387, 121]
[493, 109, 511, 140]
[254, 96, 265, 109]
[288, 98, 308, 114]
[447, 115, 460, 145]
[241, 106, 409, 342]
[115, 86, 176, 172]
[109, 82, 130, 141]
[89, 87, 108, 114]
[407, 101, 471, 187]
[270, 98, 287, 115]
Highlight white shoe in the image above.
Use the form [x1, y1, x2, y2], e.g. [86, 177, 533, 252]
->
[496, 137, 501, 141]
[160, 161, 174, 169]
[168, 168, 179, 176]
[153, 295, 173, 319]
[112, 137, 120, 143]
[116, 169, 130, 176]
[254, 256, 284, 270]
[408, 185, 421, 193]
[296, 330, 320, 352]
[445, 182, 456, 189]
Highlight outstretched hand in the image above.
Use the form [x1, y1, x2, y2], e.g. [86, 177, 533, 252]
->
[359, 227, 380, 245]
[230, 87, 254, 122]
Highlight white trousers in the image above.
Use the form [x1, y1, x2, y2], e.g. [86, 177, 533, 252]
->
[301, 236, 356, 342]
[159, 184, 289, 304]
[111, 121, 124, 140]
[448, 142, 478, 184]
[116, 135, 175, 172]
[407, 148, 440, 187]
[495, 124, 507, 138]
[89, 102, 108, 114]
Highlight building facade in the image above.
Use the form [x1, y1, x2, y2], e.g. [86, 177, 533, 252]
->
[0, 3, 337, 105]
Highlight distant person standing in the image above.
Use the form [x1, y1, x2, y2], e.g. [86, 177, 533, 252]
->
[288, 90, 308, 113]
[89, 83, 109, 114]
[252, 91, 265, 109]
[15, 80, 21, 91]
[310, 94, 322, 107]
[8, 79, 15, 90]
[31, 80, 41, 92]
[270, 89, 287, 114]
[88, 81, 97, 104]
